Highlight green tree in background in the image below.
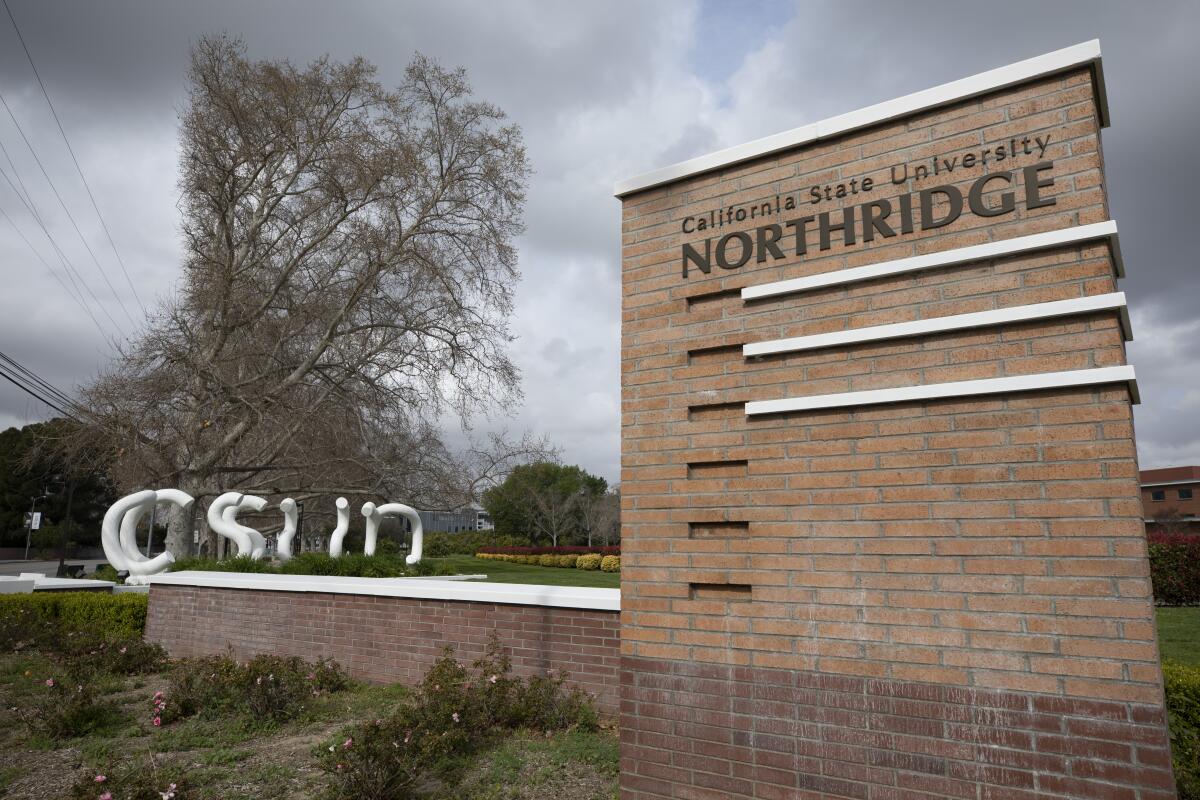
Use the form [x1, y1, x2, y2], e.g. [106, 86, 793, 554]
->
[482, 462, 607, 546]
[0, 420, 116, 549]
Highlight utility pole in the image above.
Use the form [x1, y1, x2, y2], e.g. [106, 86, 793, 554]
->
[54, 478, 74, 577]
[23, 491, 46, 560]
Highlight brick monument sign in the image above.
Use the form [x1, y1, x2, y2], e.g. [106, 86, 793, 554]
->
[615, 42, 1176, 799]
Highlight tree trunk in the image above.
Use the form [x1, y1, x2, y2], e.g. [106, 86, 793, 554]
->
[164, 475, 205, 557]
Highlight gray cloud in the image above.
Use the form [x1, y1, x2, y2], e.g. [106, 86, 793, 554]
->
[0, 0, 1196, 482]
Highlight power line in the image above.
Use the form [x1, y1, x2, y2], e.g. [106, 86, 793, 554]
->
[0, 160, 119, 334]
[0, 87, 136, 328]
[0, 154, 90, 307]
[0, 350, 78, 412]
[0, 358, 76, 421]
[0, 202, 108, 338]
[2, 0, 146, 316]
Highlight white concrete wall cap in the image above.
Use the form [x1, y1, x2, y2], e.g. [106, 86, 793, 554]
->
[148, 571, 621, 611]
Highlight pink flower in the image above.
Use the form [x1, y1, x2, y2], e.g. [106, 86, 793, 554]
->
[153, 716, 162, 727]
[100, 793, 112, 800]
[342, 737, 353, 749]
[489, 674, 498, 684]
[452, 712, 460, 723]
[44, 678, 54, 687]
[94, 775, 106, 783]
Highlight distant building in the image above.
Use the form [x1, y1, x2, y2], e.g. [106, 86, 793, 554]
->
[1141, 466, 1200, 534]
[416, 504, 493, 533]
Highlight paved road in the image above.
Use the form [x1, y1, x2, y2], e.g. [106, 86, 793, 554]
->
[0, 559, 106, 576]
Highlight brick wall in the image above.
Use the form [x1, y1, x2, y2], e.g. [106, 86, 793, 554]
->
[146, 584, 621, 716]
[619, 59, 1174, 799]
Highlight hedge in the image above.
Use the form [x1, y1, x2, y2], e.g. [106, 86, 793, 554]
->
[1164, 660, 1200, 798]
[476, 545, 619, 556]
[0, 592, 148, 639]
[1148, 533, 1200, 606]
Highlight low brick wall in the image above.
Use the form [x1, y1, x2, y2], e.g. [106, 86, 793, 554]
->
[146, 578, 621, 716]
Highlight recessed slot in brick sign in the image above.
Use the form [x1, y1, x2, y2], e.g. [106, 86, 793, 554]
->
[686, 459, 749, 479]
[685, 287, 740, 311]
[685, 342, 743, 365]
[688, 582, 752, 600]
[686, 400, 743, 421]
[687, 520, 749, 537]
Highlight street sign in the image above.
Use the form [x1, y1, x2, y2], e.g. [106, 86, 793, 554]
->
[24, 512, 41, 530]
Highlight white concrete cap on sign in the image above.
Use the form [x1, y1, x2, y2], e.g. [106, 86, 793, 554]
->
[741, 221, 1124, 301]
[614, 40, 1106, 197]
[744, 292, 1131, 358]
[745, 365, 1139, 416]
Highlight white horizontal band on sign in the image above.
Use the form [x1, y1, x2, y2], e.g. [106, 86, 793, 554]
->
[741, 222, 1122, 302]
[744, 292, 1130, 358]
[148, 571, 622, 612]
[744, 365, 1139, 416]
[614, 41, 1106, 197]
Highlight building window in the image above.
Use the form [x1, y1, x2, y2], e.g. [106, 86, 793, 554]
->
[1181, 488, 1194, 500]
[1152, 490, 1166, 502]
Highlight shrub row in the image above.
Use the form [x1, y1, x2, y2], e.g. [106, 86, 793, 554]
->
[0, 592, 148, 641]
[170, 552, 458, 578]
[475, 552, 621, 572]
[1164, 660, 1200, 799]
[158, 652, 348, 725]
[476, 544, 619, 556]
[1149, 533, 1200, 606]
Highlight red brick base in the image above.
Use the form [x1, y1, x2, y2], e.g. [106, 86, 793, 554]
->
[145, 584, 621, 715]
[620, 656, 1175, 800]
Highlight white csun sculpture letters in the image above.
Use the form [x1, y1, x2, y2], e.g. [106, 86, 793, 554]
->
[102, 490, 426, 578]
[325, 498, 351, 558]
[207, 492, 269, 558]
[360, 502, 424, 563]
[276, 498, 299, 562]
[100, 489, 194, 584]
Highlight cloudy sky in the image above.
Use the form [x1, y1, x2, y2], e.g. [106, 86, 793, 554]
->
[0, 0, 1197, 483]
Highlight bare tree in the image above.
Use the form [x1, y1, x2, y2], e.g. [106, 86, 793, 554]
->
[579, 486, 621, 546]
[57, 37, 535, 554]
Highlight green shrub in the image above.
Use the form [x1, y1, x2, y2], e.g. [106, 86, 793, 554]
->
[17, 672, 125, 741]
[321, 635, 595, 799]
[172, 555, 273, 574]
[159, 652, 348, 725]
[59, 633, 168, 676]
[1148, 533, 1200, 606]
[600, 555, 621, 573]
[170, 552, 457, 579]
[555, 555, 578, 568]
[537, 554, 556, 567]
[0, 592, 148, 644]
[90, 563, 120, 582]
[423, 531, 528, 558]
[69, 759, 187, 800]
[1165, 660, 1200, 799]
[576, 554, 602, 571]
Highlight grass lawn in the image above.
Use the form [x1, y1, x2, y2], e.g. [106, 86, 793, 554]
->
[430, 556, 620, 589]
[1157, 606, 1200, 666]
